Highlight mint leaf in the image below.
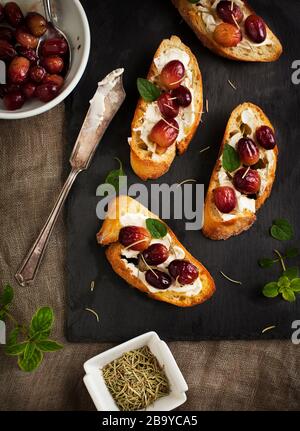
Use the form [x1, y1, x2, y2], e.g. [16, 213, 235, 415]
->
[270, 219, 293, 241]
[7, 327, 21, 346]
[36, 340, 63, 352]
[18, 349, 43, 372]
[283, 266, 299, 280]
[137, 78, 161, 102]
[282, 288, 296, 302]
[105, 158, 125, 193]
[30, 307, 54, 334]
[146, 218, 167, 239]
[290, 278, 300, 292]
[24, 342, 36, 361]
[0, 284, 14, 307]
[278, 276, 290, 289]
[262, 282, 279, 298]
[285, 247, 299, 258]
[258, 258, 274, 268]
[5, 342, 27, 356]
[30, 329, 51, 341]
[222, 144, 240, 172]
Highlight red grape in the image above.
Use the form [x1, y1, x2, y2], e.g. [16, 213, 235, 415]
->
[214, 186, 237, 213]
[35, 83, 59, 102]
[3, 90, 24, 110]
[22, 81, 36, 99]
[145, 269, 172, 290]
[42, 55, 64, 74]
[26, 12, 47, 37]
[17, 46, 38, 63]
[217, 1, 244, 25]
[168, 259, 199, 285]
[15, 26, 38, 49]
[160, 60, 185, 90]
[142, 243, 169, 265]
[256, 125, 276, 150]
[43, 74, 64, 89]
[172, 85, 192, 107]
[29, 65, 46, 83]
[233, 168, 261, 194]
[119, 226, 151, 251]
[0, 39, 16, 60]
[245, 15, 266, 43]
[4, 2, 23, 27]
[237, 137, 259, 166]
[0, 27, 14, 42]
[213, 22, 242, 47]
[8, 56, 30, 83]
[149, 118, 179, 148]
[40, 37, 68, 57]
[157, 92, 179, 118]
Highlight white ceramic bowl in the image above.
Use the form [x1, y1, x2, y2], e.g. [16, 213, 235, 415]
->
[83, 332, 188, 411]
[0, 0, 90, 119]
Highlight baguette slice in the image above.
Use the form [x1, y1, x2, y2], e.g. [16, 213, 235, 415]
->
[97, 195, 215, 307]
[203, 102, 278, 240]
[172, 0, 282, 62]
[129, 35, 203, 180]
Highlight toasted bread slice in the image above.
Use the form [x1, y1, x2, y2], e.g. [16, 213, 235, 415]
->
[202, 102, 278, 240]
[97, 195, 215, 307]
[172, 0, 282, 62]
[129, 35, 203, 180]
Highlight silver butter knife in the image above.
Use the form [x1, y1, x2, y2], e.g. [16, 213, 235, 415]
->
[15, 68, 126, 286]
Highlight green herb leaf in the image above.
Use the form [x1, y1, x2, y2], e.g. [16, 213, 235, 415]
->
[24, 342, 36, 361]
[258, 258, 274, 268]
[18, 349, 43, 373]
[0, 284, 14, 307]
[222, 144, 240, 172]
[30, 307, 54, 335]
[290, 278, 300, 292]
[105, 158, 125, 193]
[30, 329, 51, 341]
[283, 266, 299, 280]
[285, 247, 299, 258]
[7, 327, 21, 346]
[262, 282, 279, 298]
[5, 342, 27, 356]
[277, 276, 290, 289]
[146, 218, 167, 239]
[270, 219, 293, 241]
[137, 78, 161, 102]
[36, 340, 63, 352]
[282, 288, 296, 302]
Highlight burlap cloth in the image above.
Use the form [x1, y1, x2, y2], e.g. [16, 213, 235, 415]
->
[0, 104, 299, 411]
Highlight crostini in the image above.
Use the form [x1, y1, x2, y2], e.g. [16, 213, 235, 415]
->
[202, 102, 278, 240]
[97, 195, 215, 307]
[171, 0, 282, 62]
[129, 35, 203, 180]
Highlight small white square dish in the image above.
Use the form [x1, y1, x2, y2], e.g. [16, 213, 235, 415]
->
[83, 331, 188, 411]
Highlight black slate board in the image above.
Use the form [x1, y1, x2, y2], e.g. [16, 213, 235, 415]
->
[66, 0, 300, 342]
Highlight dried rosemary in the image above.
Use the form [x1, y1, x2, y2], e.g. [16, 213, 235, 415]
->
[102, 346, 170, 411]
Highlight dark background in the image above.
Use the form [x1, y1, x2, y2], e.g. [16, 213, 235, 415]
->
[66, 0, 300, 341]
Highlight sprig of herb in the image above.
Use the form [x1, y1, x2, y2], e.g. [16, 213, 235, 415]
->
[258, 247, 299, 268]
[0, 284, 63, 372]
[146, 218, 167, 239]
[105, 157, 125, 193]
[137, 78, 161, 102]
[222, 144, 240, 172]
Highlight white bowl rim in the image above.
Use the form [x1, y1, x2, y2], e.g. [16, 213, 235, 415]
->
[0, 0, 91, 120]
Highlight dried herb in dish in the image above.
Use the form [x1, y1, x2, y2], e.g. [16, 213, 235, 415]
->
[102, 346, 170, 411]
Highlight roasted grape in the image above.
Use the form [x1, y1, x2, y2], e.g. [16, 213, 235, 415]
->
[119, 226, 151, 251]
[157, 92, 179, 119]
[26, 12, 47, 37]
[233, 168, 261, 194]
[160, 60, 185, 90]
[4, 2, 23, 27]
[214, 186, 237, 213]
[0, 27, 14, 42]
[29, 65, 46, 83]
[216, 1, 244, 25]
[172, 85, 192, 107]
[17, 46, 38, 63]
[142, 243, 169, 266]
[42, 55, 64, 74]
[3, 90, 24, 110]
[43, 73, 64, 89]
[237, 137, 260, 166]
[41, 37, 68, 57]
[8, 56, 30, 83]
[213, 22, 242, 47]
[22, 81, 36, 99]
[245, 14, 266, 43]
[149, 118, 179, 148]
[168, 259, 199, 285]
[145, 269, 172, 290]
[35, 82, 59, 102]
[15, 27, 38, 49]
[0, 39, 16, 60]
[256, 125, 276, 150]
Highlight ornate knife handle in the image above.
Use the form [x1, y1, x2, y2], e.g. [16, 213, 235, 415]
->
[15, 167, 81, 286]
